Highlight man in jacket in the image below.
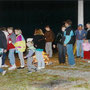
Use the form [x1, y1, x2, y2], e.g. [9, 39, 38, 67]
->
[45, 25, 55, 57]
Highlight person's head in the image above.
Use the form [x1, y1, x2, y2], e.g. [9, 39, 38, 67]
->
[64, 20, 72, 28]
[26, 38, 34, 48]
[78, 24, 83, 30]
[15, 29, 22, 35]
[0, 27, 7, 31]
[34, 29, 44, 35]
[7, 27, 13, 34]
[61, 25, 66, 32]
[86, 22, 90, 29]
[45, 25, 51, 31]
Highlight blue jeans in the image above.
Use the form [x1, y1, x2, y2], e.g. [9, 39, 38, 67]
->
[0, 68, 4, 73]
[2, 52, 6, 65]
[8, 49, 15, 65]
[57, 44, 66, 64]
[76, 40, 84, 57]
[18, 52, 24, 67]
[36, 50, 45, 68]
[66, 44, 75, 65]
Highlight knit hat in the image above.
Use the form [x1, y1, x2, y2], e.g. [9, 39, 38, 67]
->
[78, 24, 83, 27]
[27, 38, 33, 42]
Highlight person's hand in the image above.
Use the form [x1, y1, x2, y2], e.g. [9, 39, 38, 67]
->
[9, 41, 12, 44]
[24, 56, 27, 59]
[4, 49, 7, 53]
[64, 44, 66, 46]
[53, 45, 56, 48]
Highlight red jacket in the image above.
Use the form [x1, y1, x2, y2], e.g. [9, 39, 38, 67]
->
[7, 33, 16, 50]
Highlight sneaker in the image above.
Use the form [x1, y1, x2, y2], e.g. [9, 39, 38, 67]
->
[37, 67, 42, 70]
[76, 56, 80, 58]
[17, 67, 24, 69]
[41, 67, 45, 69]
[27, 71, 32, 73]
[8, 65, 16, 70]
[2, 64, 8, 68]
[2, 70, 7, 76]
[34, 68, 37, 72]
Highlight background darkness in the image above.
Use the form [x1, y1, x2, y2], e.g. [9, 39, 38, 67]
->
[0, 0, 90, 39]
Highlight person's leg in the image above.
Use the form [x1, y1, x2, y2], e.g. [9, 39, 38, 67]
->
[76, 40, 80, 57]
[81, 40, 84, 58]
[40, 51, 45, 68]
[45, 42, 49, 55]
[66, 44, 75, 66]
[36, 51, 41, 69]
[2, 52, 6, 65]
[0, 68, 4, 73]
[48, 42, 52, 57]
[18, 52, 25, 67]
[57, 44, 63, 64]
[8, 49, 15, 65]
[62, 46, 66, 63]
[0, 56, 2, 68]
[27, 57, 36, 71]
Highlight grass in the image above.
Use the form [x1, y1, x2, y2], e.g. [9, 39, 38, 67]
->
[0, 68, 61, 90]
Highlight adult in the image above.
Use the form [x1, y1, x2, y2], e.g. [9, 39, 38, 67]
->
[75, 24, 87, 58]
[53, 25, 66, 64]
[44, 25, 55, 57]
[64, 20, 75, 66]
[0, 29, 7, 75]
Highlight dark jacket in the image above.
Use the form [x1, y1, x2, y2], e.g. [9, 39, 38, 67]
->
[86, 29, 90, 39]
[55, 31, 65, 45]
[44, 30, 55, 42]
[75, 29, 87, 40]
[64, 26, 75, 45]
[0, 30, 7, 49]
[33, 35, 45, 50]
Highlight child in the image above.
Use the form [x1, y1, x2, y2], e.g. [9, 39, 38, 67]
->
[7, 27, 16, 70]
[33, 29, 45, 70]
[24, 38, 37, 73]
[14, 29, 26, 69]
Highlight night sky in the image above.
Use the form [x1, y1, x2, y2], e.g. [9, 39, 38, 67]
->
[0, 0, 90, 39]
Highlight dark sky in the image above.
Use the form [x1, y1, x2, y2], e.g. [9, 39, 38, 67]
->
[0, 0, 90, 38]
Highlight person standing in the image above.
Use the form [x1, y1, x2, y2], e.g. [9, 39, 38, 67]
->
[33, 29, 45, 70]
[64, 20, 75, 66]
[14, 29, 26, 69]
[7, 27, 16, 70]
[86, 22, 90, 42]
[1, 27, 9, 67]
[45, 25, 55, 57]
[75, 24, 87, 58]
[53, 25, 66, 64]
[0, 29, 7, 75]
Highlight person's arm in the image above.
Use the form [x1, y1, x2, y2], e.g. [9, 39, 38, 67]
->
[11, 34, 16, 44]
[1, 32, 7, 50]
[25, 50, 34, 58]
[64, 30, 74, 45]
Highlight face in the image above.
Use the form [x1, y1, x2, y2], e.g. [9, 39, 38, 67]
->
[45, 27, 50, 31]
[86, 24, 90, 29]
[15, 30, 19, 35]
[65, 23, 69, 27]
[62, 27, 66, 32]
[7, 29, 13, 34]
[78, 26, 83, 30]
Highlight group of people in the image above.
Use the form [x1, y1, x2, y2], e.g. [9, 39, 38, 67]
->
[0, 26, 54, 75]
[0, 19, 90, 75]
[54, 20, 90, 66]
